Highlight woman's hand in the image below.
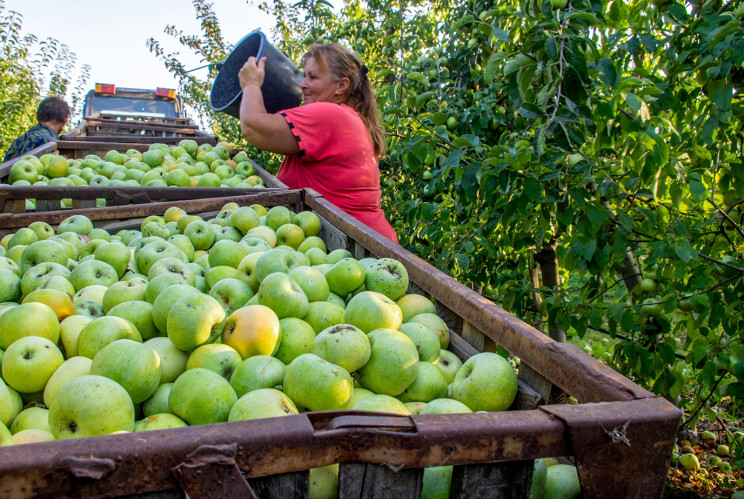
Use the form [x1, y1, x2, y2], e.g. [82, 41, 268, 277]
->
[239, 56, 267, 89]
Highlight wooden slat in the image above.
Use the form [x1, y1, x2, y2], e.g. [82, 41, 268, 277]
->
[339, 463, 422, 498]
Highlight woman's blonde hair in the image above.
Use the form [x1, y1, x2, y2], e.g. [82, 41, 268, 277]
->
[303, 43, 386, 158]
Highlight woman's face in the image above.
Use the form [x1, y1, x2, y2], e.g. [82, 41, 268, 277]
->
[300, 57, 346, 104]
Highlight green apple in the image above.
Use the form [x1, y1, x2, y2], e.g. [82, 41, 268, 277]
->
[240, 237, 272, 255]
[57, 215, 94, 235]
[326, 292, 346, 309]
[21, 261, 70, 296]
[147, 257, 196, 285]
[168, 368, 237, 425]
[0, 256, 21, 276]
[246, 225, 277, 247]
[213, 225, 243, 243]
[77, 316, 142, 359]
[274, 317, 316, 364]
[396, 361, 448, 403]
[86, 228, 111, 242]
[0, 421, 11, 446]
[434, 349, 463, 384]
[265, 205, 293, 230]
[257, 272, 309, 319]
[142, 383, 173, 416]
[309, 464, 339, 499]
[167, 234, 195, 262]
[107, 300, 159, 340]
[145, 272, 193, 304]
[183, 220, 216, 251]
[344, 291, 403, 334]
[59, 315, 93, 358]
[419, 398, 472, 414]
[186, 343, 242, 380]
[449, 352, 518, 412]
[0, 269, 21, 302]
[73, 284, 108, 305]
[398, 322, 441, 362]
[90, 339, 161, 404]
[358, 328, 419, 396]
[353, 394, 412, 415]
[208, 277, 255, 315]
[340, 387, 375, 410]
[297, 236, 327, 254]
[364, 258, 409, 301]
[544, 464, 581, 498]
[75, 300, 105, 318]
[49, 375, 135, 438]
[0, 301, 60, 349]
[228, 388, 298, 421]
[151, 284, 201, 334]
[144, 338, 187, 385]
[397, 294, 437, 323]
[0, 377, 23, 426]
[80, 239, 107, 258]
[326, 248, 352, 264]
[325, 258, 366, 298]
[229, 355, 286, 397]
[288, 266, 329, 302]
[9, 406, 50, 434]
[311, 324, 371, 373]
[7, 228, 38, 249]
[11, 428, 56, 445]
[94, 241, 131, 278]
[283, 353, 353, 411]
[235, 252, 264, 292]
[221, 304, 282, 359]
[305, 247, 328, 266]
[405, 401, 427, 414]
[421, 465, 454, 499]
[292, 211, 322, 237]
[530, 459, 548, 499]
[2, 336, 64, 393]
[136, 241, 188, 276]
[43, 356, 92, 407]
[254, 248, 293, 283]
[22, 287, 75, 321]
[205, 265, 238, 290]
[302, 301, 346, 335]
[9, 160, 38, 183]
[209, 240, 250, 269]
[134, 413, 188, 432]
[408, 312, 450, 349]
[19, 239, 68, 274]
[166, 293, 226, 351]
[102, 280, 147, 313]
[228, 206, 261, 235]
[275, 223, 305, 250]
[69, 259, 118, 291]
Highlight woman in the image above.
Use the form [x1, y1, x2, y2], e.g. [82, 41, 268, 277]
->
[237, 43, 397, 242]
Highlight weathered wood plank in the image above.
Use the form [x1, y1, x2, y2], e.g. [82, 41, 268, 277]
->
[338, 463, 422, 499]
[248, 471, 308, 499]
[450, 461, 533, 499]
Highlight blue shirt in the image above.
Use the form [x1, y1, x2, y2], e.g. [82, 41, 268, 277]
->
[3, 123, 58, 162]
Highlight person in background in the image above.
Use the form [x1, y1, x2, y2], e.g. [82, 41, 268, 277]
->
[238, 43, 398, 242]
[4, 96, 71, 162]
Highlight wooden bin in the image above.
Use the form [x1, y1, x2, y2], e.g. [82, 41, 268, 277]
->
[62, 116, 216, 140]
[0, 189, 681, 499]
[0, 140, 289, 214]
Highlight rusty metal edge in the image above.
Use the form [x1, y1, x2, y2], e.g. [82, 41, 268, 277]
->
[0, 399, 678, 498]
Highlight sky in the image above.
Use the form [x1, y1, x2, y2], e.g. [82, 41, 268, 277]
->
[3, 0, 278, 95]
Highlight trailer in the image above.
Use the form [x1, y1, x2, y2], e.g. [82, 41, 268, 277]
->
[0, 188, 682, 498]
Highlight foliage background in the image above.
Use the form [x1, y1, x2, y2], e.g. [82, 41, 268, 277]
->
[2, 0, 744, 457]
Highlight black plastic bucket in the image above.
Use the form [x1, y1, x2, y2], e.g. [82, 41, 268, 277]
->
[210, 31, 303, 118]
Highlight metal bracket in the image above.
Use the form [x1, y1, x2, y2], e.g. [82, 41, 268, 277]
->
[172, 442, 257, 499]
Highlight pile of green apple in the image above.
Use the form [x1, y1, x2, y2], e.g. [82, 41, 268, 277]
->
[0, 202, 523, 496]
[4, 139, 266, 207]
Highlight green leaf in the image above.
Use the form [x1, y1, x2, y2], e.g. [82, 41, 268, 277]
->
[598, 58, 617, 88]
[523, 177, 543, 199]
[701, 117, 718, 145]
[452, 14, 475, 31]
[461, 163, 482, 191]
[688, 179, 706, 204]
[711, 84, 733, 112]
[484, 53, 501, 84]
[545, 37, 558, 62]
[519, 103, 543, 119]
[421, 202, 439, 221]
[455, 253, 470, 270]
[624, 93, 642, 113]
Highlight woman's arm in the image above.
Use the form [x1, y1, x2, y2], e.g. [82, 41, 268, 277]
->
[238, 57, 300, 155]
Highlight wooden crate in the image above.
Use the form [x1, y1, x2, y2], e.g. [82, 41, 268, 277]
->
[0, 140, 288, 214]
[62, 116, 215, 139]
[0, 189, 682, 498]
